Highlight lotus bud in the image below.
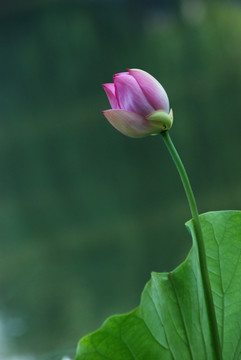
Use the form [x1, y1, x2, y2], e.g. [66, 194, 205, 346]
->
[102, 69, 171, 138]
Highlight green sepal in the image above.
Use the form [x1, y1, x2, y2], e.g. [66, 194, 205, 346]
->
[147, 109, 173, 131]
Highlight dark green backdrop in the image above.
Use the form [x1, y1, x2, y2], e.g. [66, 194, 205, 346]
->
[0, 1, 240, 359]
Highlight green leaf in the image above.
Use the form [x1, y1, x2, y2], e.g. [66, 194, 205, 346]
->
[75, 211, 241, 360]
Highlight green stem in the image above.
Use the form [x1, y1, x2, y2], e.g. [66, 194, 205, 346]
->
[161, 131, 222, 360]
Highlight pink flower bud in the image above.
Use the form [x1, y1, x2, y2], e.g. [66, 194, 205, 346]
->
[102, 69, 172, 138]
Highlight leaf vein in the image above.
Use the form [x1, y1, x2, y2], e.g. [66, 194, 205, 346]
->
[168, 272, 194, 360]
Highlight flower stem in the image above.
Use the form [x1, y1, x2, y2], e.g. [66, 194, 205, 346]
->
[160, 131, 222, 360]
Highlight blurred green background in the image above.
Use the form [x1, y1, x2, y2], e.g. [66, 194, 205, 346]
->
[0, 0, 240, 359]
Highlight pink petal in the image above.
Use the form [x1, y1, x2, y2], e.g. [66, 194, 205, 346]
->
[114, 73, 154, 116]
[102, 109, 161, 138]
[128, 69, 169, 112]
[113, 71, 129, 77]
[102, 83, 120, 109]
